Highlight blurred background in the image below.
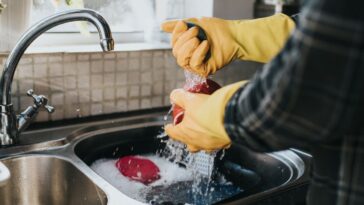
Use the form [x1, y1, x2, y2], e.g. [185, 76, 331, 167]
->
[0, 0, 299, 50]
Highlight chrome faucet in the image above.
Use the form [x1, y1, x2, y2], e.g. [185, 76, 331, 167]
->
[0, 9, 114, 146]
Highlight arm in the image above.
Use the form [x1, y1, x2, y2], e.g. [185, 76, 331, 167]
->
[224, 1, 364, 152]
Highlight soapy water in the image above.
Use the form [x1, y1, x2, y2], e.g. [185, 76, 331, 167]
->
[91, 155, 194, 202]
[91, 154, 242, 205]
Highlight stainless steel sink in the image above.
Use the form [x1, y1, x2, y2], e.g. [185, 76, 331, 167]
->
[0, 155, 107, 205]
[73, 123, 311, 204]
[0, 110, 312, 205]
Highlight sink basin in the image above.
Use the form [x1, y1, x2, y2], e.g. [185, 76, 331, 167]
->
[74, 125, 311, 204]
[0, 110, 310, 205]
[0, 155, 107, 205]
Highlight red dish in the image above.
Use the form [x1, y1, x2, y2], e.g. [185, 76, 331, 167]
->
[115, 156, 160, 185]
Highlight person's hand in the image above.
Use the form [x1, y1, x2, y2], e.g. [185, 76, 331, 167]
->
[165, 81, 248, 152]
[161, 14, 295, 77]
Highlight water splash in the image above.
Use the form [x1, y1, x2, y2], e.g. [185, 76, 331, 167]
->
[76, 108, 82, 117]
[183, 70, 207, 90]
[163, 106, 174, 122]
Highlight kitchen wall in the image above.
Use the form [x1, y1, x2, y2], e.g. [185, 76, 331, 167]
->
[0, 50, 260, 123]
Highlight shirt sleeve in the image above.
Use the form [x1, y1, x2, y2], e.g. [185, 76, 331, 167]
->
[290, 13, 299, 24]
[224, 0, 364, 152]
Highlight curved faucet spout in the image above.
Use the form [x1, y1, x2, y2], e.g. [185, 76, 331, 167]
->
[0, 9, 114, 105]
[0, 9, 114, 146]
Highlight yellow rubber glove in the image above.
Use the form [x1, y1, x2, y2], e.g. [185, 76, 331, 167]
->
[165, 80, 249, 152]
[161, 14, 295, 77]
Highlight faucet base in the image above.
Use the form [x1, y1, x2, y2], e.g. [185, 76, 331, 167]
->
[0, 104, 18, 146]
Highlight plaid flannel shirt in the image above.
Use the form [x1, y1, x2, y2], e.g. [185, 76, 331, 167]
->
[224, 1, 364, 205]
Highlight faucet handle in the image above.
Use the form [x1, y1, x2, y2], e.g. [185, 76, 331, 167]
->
[26, 89, 35, 98]
[44, 105, 55, 113]
[26, 89, 55, 113]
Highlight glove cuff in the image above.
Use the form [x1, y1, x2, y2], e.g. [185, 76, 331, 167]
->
[229, 13, 296, 63]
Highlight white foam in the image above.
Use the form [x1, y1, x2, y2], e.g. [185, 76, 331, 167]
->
[90, 155, 194, 202]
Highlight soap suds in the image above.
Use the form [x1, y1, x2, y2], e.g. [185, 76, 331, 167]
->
[91, 154, 194, 202]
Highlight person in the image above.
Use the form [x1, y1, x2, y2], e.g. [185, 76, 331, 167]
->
[161, 0, 364, 205]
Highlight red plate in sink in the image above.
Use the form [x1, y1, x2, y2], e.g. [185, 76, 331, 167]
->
[115, 156, 160, 185]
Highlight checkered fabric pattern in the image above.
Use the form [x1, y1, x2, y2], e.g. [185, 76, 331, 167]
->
[224, 1, 364, 204]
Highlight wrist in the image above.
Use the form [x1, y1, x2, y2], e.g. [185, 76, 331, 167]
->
[196, 81, 249, 141]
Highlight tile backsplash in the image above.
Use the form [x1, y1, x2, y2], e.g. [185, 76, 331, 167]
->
[0, 49, 260, 122]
